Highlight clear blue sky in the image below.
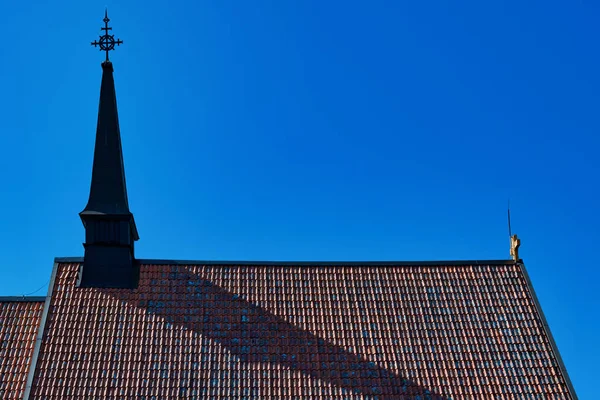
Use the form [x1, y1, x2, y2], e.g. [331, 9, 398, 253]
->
[3, 0, 597, 396]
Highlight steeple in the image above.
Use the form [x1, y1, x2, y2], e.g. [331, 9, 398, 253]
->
[78, 11, 139, 288]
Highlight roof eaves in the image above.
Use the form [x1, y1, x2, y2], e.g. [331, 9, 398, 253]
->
[518, 262, 579, 400]
[54, 256, 516, 266]
[23, 261, 60, 400]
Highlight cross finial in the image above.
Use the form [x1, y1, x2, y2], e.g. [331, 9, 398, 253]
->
[91, 9, 123, 62]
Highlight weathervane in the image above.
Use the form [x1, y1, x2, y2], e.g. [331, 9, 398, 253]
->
[91, 9, 123, 62]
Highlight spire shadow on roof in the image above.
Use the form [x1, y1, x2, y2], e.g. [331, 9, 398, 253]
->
[102, 267, 450, 399]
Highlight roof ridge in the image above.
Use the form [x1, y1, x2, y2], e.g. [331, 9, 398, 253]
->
[54, 256, 516, 266]
[0, 296, 46, 302]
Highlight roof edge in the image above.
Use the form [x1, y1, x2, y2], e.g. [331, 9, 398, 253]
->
[55, 256, 516, 266]
[0, 296, 46, 302]
[23, 261, 60, 400]
[518, 262, 579, 399]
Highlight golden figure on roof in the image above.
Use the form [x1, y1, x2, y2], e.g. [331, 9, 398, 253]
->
[510, 234, 521, 261]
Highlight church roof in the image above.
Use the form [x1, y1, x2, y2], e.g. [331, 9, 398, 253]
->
[0, 298, 44, 400]
[22, 258, 576, 399]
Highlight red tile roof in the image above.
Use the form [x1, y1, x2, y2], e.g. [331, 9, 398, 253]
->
[29, 261, 575, 399]
[0, 299, 44, 400]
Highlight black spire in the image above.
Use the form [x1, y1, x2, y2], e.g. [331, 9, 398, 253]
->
[79, 12, 139, 289]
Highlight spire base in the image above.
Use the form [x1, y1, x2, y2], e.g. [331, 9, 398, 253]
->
[78, 245, 139, 289]
[78, 212, 139, 288]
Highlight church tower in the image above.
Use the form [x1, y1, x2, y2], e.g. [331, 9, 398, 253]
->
[78, 11, 139, 288]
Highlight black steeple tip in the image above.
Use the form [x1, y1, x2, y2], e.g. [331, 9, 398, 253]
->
[80, 61, 136, 223]
[79, 13, 139, 289]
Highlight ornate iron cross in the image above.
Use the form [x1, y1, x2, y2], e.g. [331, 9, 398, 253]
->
[91, 10, 123, 62]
